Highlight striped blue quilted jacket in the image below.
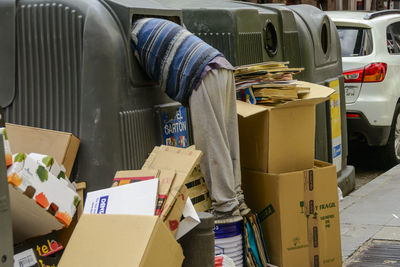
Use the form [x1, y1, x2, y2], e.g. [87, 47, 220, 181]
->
[131, 18, 222, 105]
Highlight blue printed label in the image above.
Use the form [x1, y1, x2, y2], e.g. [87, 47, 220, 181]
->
[162, 106, 189, 148]
[97, 196, 109, 214]
[333, 144, 342, 158]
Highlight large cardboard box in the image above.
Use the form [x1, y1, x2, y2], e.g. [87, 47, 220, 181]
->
[6, 123, 80, 177]
[236, 81, 334, 173]
[242, 161, 342, 267]
[58, 214, 184, 267]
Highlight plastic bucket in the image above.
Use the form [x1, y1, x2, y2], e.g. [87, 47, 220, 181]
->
[214, 220, 243, 267]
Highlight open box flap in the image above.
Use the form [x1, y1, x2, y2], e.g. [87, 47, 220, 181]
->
[236, 100, 268, 118]
[236, 81, 335, 117]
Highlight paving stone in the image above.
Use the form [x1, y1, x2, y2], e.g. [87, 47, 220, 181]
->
[373, 226, 400, 240]
[386, 216, 400, 227]
[340, 202, 394, 225]
[340, 186, 400, 225]
[339, 195, 361, 212]
[339, 165, 400, 261]
[340, 224, 382, 257]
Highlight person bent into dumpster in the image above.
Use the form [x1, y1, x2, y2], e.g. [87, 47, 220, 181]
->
[131, 18, 249, 223]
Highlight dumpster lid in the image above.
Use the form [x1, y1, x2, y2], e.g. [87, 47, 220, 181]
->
[288, 5, 338, 68]
[106, 0, 182, 15]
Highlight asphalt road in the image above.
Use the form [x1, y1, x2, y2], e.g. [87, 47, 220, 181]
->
[348, 142, 388, 190]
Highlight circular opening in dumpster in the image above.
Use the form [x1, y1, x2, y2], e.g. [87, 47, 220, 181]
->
[321, 23, 329, 54]
[1, 255, 7, 263]
[264, 20, 278, 57]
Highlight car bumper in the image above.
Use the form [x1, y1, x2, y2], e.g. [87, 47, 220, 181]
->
[347, 111, 391, 146]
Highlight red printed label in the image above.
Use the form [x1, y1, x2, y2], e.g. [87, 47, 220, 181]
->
[169, 220, 179, 231]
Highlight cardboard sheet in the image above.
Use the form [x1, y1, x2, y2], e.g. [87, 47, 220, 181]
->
[84, 179, 158, 216]
[6, 123, 80, 177]
[142, 146, 202, 219]
[175, 197, 200, 240]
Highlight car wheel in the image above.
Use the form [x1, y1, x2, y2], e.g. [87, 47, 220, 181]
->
[381, 104, 400, 168]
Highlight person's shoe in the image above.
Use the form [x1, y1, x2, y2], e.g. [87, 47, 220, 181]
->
[238, 201, 251, 216]
[212, 208, 242, 224]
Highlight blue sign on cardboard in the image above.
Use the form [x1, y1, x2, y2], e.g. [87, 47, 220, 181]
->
[162, 106, 189, 148]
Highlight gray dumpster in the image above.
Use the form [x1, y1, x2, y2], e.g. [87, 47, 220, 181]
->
[157, 0, 355, 195]
[0, 0, 184, 191]
[284, 4, 354, 195]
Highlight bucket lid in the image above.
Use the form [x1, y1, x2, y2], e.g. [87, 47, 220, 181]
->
[214, 220, 243, 238]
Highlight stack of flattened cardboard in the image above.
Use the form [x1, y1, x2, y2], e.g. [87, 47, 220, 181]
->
[235, 62, 307, 105]
[242, 211, 270, 267]
[58, 145, 206, 267]
[237, 66, 343, 267]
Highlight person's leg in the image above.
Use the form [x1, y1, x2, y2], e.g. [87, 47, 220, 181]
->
[189, 68, 242, 215]
[218, 69, 249, 215]
[222, 70, 245, 207]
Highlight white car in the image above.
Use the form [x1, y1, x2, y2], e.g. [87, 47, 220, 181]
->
[327, 10, 400, 167]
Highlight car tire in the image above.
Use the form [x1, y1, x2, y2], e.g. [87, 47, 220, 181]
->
[380, 104, 400, 169]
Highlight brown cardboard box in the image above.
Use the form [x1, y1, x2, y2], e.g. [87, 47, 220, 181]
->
[6, 123, 80, 177]
[58, 214, 184, 267]
[236, 81, 334, 173]
[10, 185, 64, 243]
[11, 182, 86, 244]
[242, 161, 342, 267]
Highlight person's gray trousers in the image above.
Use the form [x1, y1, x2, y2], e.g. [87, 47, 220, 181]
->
[189, 68, 244, 213]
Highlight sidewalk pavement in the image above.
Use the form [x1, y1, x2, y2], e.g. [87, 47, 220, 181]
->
[339, 163, 400, 263]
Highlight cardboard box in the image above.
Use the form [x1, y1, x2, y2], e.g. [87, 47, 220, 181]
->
[10, 182, 85, 245]
[58, 215, 184, 267]
[112, 169, 159, 187]
[242, 161, 342, 267]
[6, 123, 80, 177]
[14, 231, 64, 267]
[9, 185, 64, 243]
[7, 153, 80, 227]
[237, 81, 334, 173]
